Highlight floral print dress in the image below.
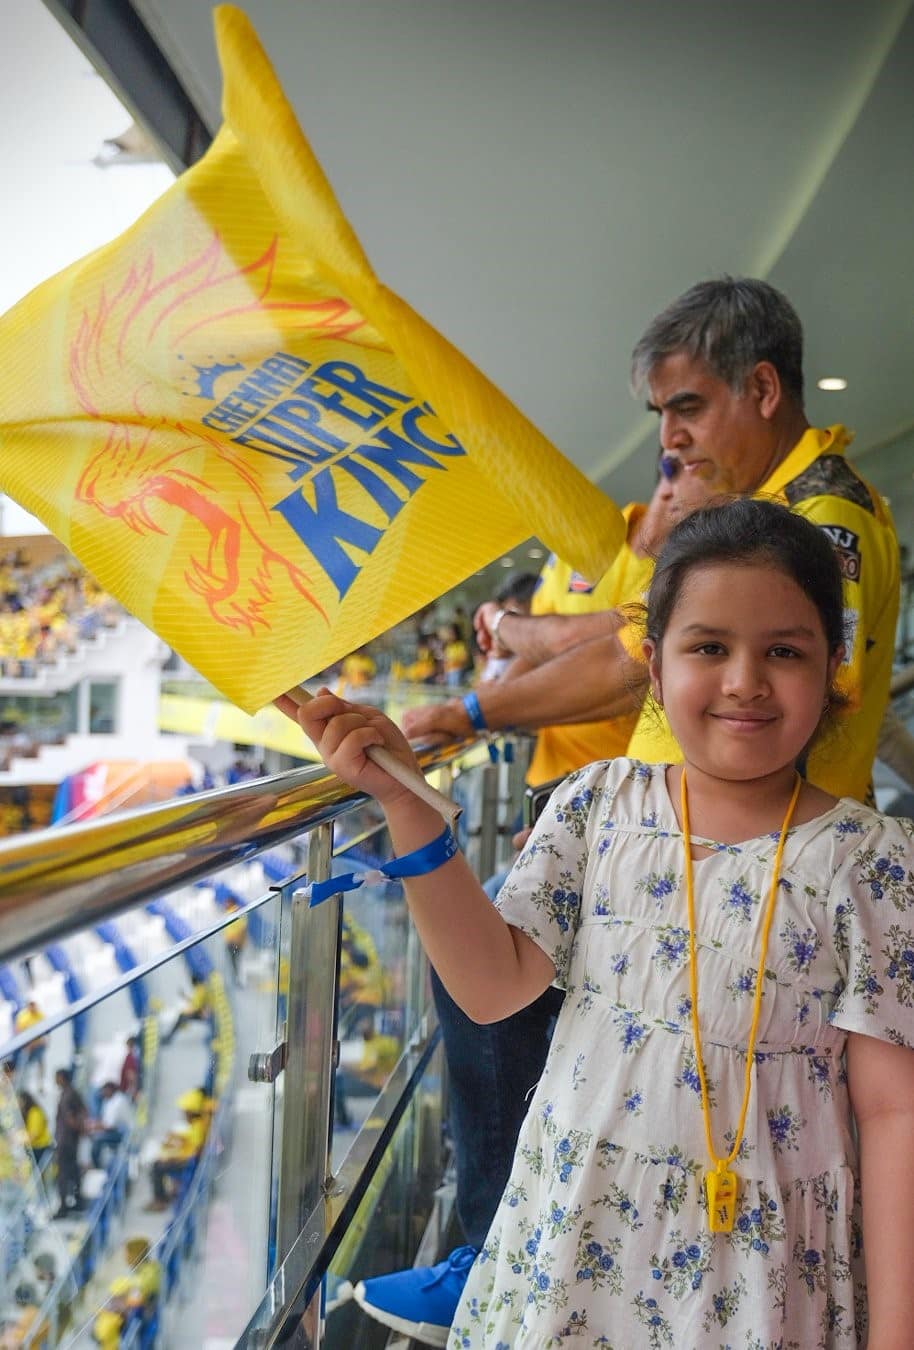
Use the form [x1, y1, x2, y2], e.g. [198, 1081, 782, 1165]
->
[448, 758, 914, 1349]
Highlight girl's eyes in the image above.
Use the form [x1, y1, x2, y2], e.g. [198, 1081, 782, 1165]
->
[690, 643, 803, 659]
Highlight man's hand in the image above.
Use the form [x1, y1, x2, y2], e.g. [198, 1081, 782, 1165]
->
[401, 699, 472, 744]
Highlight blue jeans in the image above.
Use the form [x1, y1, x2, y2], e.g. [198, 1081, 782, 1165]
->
[431, 869, 563, 1249]
[91, 1128, 124, 1169]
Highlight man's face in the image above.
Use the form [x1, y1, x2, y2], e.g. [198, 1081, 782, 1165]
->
[646, 351, 776, 495]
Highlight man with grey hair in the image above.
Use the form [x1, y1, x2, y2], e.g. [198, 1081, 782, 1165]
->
[406, 276, 899, 805]
[621, 276, 898, 797]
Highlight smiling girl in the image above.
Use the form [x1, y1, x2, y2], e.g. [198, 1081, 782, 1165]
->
[285, 497, 914, 1348]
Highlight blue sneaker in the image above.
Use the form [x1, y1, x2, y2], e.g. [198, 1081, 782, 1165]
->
[352, 1245, 479, 1346]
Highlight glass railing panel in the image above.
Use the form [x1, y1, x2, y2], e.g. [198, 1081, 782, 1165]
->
[0, 737, 533, 1345]
[0, 892, 283, 1349]
[333, 853, 429, 1165]
[329, 749, 530, 1168]
[324, 1040, 445, 1349]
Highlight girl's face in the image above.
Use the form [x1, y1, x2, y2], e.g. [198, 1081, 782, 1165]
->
[644, 561, 843, 785]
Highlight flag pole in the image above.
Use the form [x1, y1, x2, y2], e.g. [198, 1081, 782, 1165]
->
[282, 686, 462, 824]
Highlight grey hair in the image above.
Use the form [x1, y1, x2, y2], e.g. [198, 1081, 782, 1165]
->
[630, 276, 805, 406]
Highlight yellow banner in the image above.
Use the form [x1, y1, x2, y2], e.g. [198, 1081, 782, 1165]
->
[0, 5, 623, 713]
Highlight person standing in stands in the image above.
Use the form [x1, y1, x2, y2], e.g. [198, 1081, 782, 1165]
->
[13, 999, 48, 1090]
[17, 1090, 52, 1168]
[53, 1067, 87, 1218]
[119, 1035, 142, 1101]
[439, 622, 471, 688]
[344, 277, 901, 1343]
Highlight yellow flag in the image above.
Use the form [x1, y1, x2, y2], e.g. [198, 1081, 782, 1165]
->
[0, 5, 624, 713]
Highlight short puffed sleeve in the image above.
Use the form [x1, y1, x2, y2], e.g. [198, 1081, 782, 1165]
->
[495, 760, 616, 987]
[829, 812, 914, 1045]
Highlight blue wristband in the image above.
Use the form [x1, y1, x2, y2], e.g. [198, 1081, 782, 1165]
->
[380, 824, 459, 879]
[462, 691, 487, 732]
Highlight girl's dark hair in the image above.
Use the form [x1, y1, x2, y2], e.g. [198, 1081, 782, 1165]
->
[646, 497, 845, 653]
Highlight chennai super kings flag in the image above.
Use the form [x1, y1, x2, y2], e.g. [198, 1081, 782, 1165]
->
[0, 5, 624, 713]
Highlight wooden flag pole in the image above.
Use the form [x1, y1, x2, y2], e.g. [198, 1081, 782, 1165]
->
[283, 685, 462, 825]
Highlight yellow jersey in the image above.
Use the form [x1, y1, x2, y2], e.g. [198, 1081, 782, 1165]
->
[443, 639, 470, 673]
[625, 426, 899, 802]
[25, 1104, 52, 1151]
[526, 503, 654, 786]
[188, 983, 210, 1014]
[171, 1116, 208, 1160]
[340, 653, 376, 687]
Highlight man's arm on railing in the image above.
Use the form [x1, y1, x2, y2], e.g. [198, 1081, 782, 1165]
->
[401, 633, 648, 742]
[475, 602, 625, 668]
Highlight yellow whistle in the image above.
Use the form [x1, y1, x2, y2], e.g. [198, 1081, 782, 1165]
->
[705, 1167, 738, 1233]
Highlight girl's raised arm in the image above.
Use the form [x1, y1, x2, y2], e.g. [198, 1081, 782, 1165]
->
[277, 688, 556, 1022]
[846, 1031, 914, 1350]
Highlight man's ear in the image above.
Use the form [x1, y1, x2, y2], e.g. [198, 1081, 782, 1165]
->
[749, 361, 782, 421]
[643, 638, 663, 704]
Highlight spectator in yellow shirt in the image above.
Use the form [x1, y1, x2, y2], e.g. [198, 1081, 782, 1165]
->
[17, 1090, 52, 1167]
[13, 1000, 48, 1088]
[162, 973, 211, 1045]
[144, 1090, 209, 1211]
[92, 1236, 161, 1348]
[339, 648, 376, 691]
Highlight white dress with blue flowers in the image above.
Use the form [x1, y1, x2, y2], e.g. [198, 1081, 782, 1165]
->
[447, 757, 914, 1349]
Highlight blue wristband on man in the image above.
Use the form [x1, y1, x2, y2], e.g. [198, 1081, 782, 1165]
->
[462, 691, 487, 732]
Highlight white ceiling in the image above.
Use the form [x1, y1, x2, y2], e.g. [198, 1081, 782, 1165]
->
[52, 1, 914, 517]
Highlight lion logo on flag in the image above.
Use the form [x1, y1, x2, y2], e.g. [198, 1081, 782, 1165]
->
[68, 235, 384, 634]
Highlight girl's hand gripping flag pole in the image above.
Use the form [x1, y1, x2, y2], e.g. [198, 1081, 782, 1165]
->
[277, 686, 461, 824]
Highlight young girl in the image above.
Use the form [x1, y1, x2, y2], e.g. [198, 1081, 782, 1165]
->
[285, 498, 914, 1349]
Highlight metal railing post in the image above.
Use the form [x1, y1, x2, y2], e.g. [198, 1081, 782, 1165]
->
[477, 759, 501, 882]
[276, 821, 338, 1345]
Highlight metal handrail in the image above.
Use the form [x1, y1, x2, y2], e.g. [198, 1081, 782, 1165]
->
[0, 737, 474, 963]
[5, 659, 909, 965]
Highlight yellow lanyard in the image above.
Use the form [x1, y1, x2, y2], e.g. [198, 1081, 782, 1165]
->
[680, 768, 801, 1231]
